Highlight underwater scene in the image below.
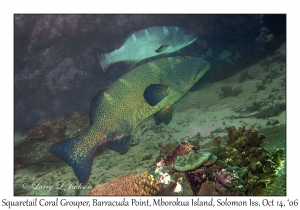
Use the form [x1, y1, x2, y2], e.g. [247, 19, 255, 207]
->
[14, 14, 286, 196]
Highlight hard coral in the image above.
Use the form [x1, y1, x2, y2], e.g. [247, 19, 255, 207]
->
[215, 168, 246, 195]
[89, 172, 164, 196]
[163, 140, 197, 166]
[215, 169, 233, 189]
[225, 125, 266, 149]
[152, 125, 285, 196]
[174, 151, 212, 172]
[213, 136, 221, 146]
[185, 168, 207, 194]
[156, 138, 251, 196]
[133, 172, 164, 196]
[89, 174, 140, 196]
[209, 160, 228, 170]
[204, 154, 218, 166]
[220, 125, 285, 195]
[197, 181, 220, 196]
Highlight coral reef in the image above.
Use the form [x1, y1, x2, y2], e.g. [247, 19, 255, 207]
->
[197, 181, 220, 196]
[87, 125, 284, 196]
[174, 151, 212, 171]
[215, 167, 246, 195]
[133, 171, 164, 196]
[154, 140, 247, 196]
[220, 125, 284, 195]
[89, 171, 164, 196]
[225, 125, 266, 148]
[159, 126, 283, 196]
[162, 140, 198, 166]
[89, 174, 140, 196]
[185, 168, 208, 194]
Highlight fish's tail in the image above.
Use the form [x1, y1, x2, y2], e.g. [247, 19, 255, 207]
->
[98, 53, 110, 72]
[49, 136, 99, 185]
[91, 48, 111, 72]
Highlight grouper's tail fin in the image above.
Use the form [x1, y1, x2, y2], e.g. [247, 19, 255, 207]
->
[49, 136, 99, 185]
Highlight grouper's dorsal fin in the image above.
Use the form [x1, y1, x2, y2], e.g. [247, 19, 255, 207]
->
[89, 86, 109, 125]
[103, 133, 131, 155]
[155, 44, 169, 53]
[154, 104, 174, 125]
[143, 84, 169, 106]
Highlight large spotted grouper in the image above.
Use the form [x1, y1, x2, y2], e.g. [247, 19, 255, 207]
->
[49, 56, 210, 185]
[97, 26, 197, 71]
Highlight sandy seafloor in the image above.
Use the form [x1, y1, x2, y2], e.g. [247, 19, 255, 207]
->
[14, 43, 286, 196]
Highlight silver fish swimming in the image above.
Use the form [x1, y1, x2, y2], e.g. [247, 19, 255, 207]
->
[97, 26, 197, 71]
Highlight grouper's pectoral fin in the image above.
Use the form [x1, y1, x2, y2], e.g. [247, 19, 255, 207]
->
[155, 44, 169, 53]
[102, 133, 131, 155]
[154, 104, 174, 125]
[143, 84, 169, 106]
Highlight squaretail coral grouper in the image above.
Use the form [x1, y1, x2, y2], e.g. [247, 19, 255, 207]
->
[49, 56, 210, 185]
[96, 26, 197, 72]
